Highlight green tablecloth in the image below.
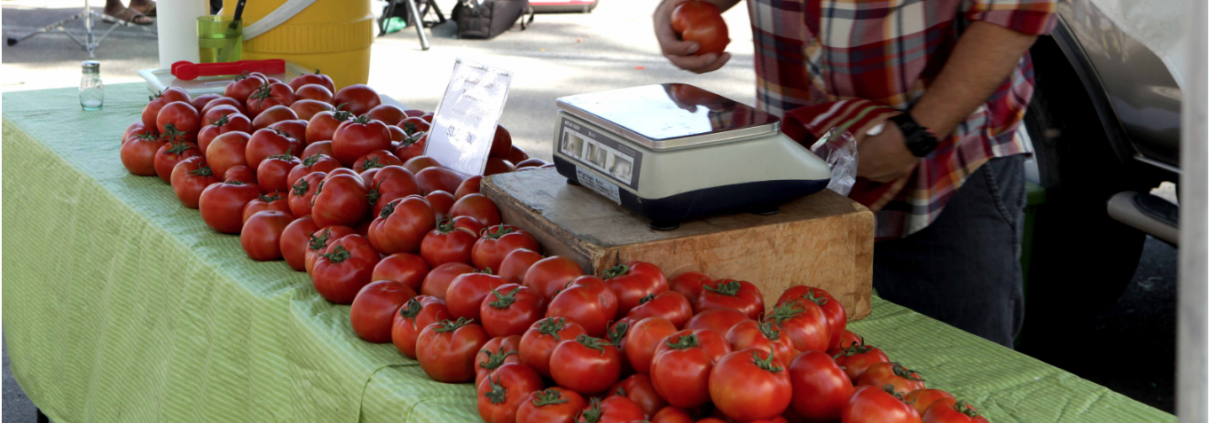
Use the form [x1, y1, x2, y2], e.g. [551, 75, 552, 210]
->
[2, 84, 1173, 423]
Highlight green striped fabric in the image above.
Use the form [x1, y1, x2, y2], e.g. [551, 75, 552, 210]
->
[2, 84, 1173, 423]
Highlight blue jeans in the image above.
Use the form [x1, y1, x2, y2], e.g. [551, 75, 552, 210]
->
[872, 155, 1026, 348]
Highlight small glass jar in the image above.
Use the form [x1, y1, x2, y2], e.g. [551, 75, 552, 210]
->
[80, 60, 104, 111]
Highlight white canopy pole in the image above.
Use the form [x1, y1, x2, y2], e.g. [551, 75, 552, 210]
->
[1177, 1, 1207, 421]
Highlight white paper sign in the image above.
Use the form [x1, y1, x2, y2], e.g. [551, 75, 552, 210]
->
[424, 59, 512, 176]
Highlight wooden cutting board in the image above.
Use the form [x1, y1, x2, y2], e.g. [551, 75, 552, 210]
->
[482, 168, 875, 320]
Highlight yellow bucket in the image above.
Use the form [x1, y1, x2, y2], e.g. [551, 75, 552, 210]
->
[222, 0, 374, 90]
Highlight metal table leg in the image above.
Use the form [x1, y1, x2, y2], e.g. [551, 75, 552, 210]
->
[403, 0, 430, 50]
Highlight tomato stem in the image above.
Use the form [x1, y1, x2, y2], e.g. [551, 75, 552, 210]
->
[487, 287, 518, 309]
[757, 320, 782, 341]
[259, 191, 284, 202]
[209, 114, 229, 127]
[766, 302, 804, 325]
[434, 316, 475, 333]
[403, 121, 419, 136]
[308, 228, 332, 251]
[482, 225, 516, 240]
[478, 345, 518, 370]
[320, 245, 351, 263]
[954, 400, 981, 418]
[703, 279, 741, 297]
[889, 362, 925, 382]
[366, 181, 383, 206]
[292, 179, 310, 196]
[360, 157, 384, 171]
[606, 321, 628, 348]
[614, 386, 626, 397]
[531, 389, 568, 407]
[378, 199, 397, 218]
[637, 294, 656, 305]
[536, 317, 568, 339]
[352, 114, 372, 125]
[188, 165, 214, 177]
[399, 298, 422, 319]
[574, 335, 612, 355]
[579, 398, 605, 423]
[302, 154, 323, 167]
[750, 348, 783, 373]
[601, 264, 629, 279]
[664, 333, 699, 350]
[802, 288, 829, 306]
[484, 375, 508, 405]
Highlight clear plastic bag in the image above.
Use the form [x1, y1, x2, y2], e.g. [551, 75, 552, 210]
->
[809, 128, 858, 196]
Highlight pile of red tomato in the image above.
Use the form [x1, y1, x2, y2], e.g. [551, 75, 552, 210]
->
[119, 73, 988, 423]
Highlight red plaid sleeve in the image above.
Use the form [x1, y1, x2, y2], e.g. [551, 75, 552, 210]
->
[964, 0, 1058, 35]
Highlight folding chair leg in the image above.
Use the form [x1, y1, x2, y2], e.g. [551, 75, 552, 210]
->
[403, 0, 430, 50]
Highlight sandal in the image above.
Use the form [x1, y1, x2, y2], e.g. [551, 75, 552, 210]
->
[132, 1, 157, 17]
[103, 8, 153, 26]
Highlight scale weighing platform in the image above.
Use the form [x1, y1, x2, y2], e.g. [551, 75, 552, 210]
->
[552, 83, 832, 230]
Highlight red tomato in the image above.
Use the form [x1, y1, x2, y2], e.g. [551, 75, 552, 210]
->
[289, 71, 335, 93]
[399, 116, 430, 135]
[490, 125, 513, 159]
[684, 308, 749, 336]
[921, 400, 987, 423]
[420, 219, 479, 267]
[709, 348, 792, 422]
[904, 389, 956, 416]
[279, 216, 318, 271]
[601, 262, 668, 318]
[350, 280, 417, 343]
[371, 253, 429, 293]
[225, 167, 258, 187]
[269, 119, 308, 145]
[445, 271, 508, 321]
[154, 141, 202, 183]
[416, 317, 490, 383]
[577, 397, 645, 423]
[778, 286, 848, 348]
[484, 158, 516, 176]
[290, 99, 333, 122]
[627, 291, 693, 330]
[857, 362, 926, 396]
[766, 300, 831, 353]
[523, 256, 585, 302]
[122, 122, 152, 144]
[294, 85, 335, 104]
[516, 387, 588, 423]
[306, 110, 354, 144]
[785, 350, 853, 421]
[142, 92, 170, 130]
[649, 330, 730, 408]
[246, 128, 300, 171]
[121, 132, 167, 176]
[669, 271, 711, 308]
[391, 295, 451, 359]
[499, 248, 542, 285]
[311, 173, 369, 227]
[547, 276, 618, 338]
[549, 335, 621, 394]
[447, 193, 501, 227]
[420, 262, 476, 299]
[651, 407, 695, 423]
[199, 181, 261, 233]
[156, 101, 201, 142]
[507, 145, 530, 165]
[605, 318, 633, 371]
[242, 191, 291, 223]
[288, 171, 325, 218]
[394, 132, 427, 161]
[420, 112, 434, 122]
[842, 386, 922, 423]
[190, 93, 220, 111]
[330, 115, 392, 166]
[251, 105, 299, 130]
[453, 214, 485, 234]
[368, 104, 407, 126]
[833, 329, 863, 352]
[199, 113, 252, 154]
[353, 150, 403, 173]
[302, 140, 333, 158]
[304, 225, 358, 274]
[480, 284, 546, 338]
[426, 190, 456, 218]
[611, 374, 667, 418]
[367, 196, 436, 254]
[256, 153, 300, 193]
[833, 338, 891, 382]
[476, 335, 523, 387]
[670, 2, 730, 56]
[471, 225, 540, 272]
[287, 153, 341, 189]
[403, 155, 441, 174]
[416, 167, 464, 194]
[202, 97, 247, 118]
[205, 131, 251, 176]
[624, 317, 678, 374]
[225, 73, 265, 103]
[696, 278, 765, 320]
[519, 317, 588, 378]
[246, 82, 296, 118]
[171, 157, 220, 208]
[311, 234, 381, 304]
[726, 320, 795, 366]
[240, 210, 293, 260]
[478, 362, 545, 423]
[333, 84, 382, 116]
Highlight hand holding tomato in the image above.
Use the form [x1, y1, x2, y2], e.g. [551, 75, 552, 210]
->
[653, 0, 731, 74]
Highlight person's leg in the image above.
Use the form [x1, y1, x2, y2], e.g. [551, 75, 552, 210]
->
[130, 0, 156, 16]
[872, 155, 1027, 347]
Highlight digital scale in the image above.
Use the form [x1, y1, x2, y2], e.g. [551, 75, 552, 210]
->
[552, 84, 832, 230]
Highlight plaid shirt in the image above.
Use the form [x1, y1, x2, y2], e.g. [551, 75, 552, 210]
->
[747, 0, 1057, 239]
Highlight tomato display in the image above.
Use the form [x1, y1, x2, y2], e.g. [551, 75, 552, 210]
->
[191, 93, 220, 111]
[170, 156, 220, 208]
[779, 286, 847, 347]
[445, 271, 508, 321]
[903, 389, 956, 416]
[669, 271, 711, 308]
[480, 284, 546, 338]
[601, 262, 668, 318]
[726, 320, 794, 366]
[416, 317, 489, 383]
[786, 350, 853, 421]
[624, 317, 678, 374]
[202, 97, 247, 119]
[475, 335, 523, 387]
[353, 150, 404, 173]
[766, 299, 831, 353]
[366, 165, 421, 213]
[477, 362, 545, 423]
[242, 192, 291, 224]
[484, 158, 516, 176]
[395, 133, 427, 161]
[368, 196, 436, 254]
[288, 171, 325, 218]
[548, 334, 622, 395]
[246, 82, 296, 117]
[333, 84, 382, 116]
[709, 348, 792, 422]
[684, 307, 749, 336]
[471, 225, 540, 272]
[304, 225, 358, 274]
[577, 397, 645, 423]
[289, 71, 335, 93]
[287, 153, 341, 188]
[670, 1, 730, 55]
[627, 291, 694, 330]
[523, 256, 585, 302]
[833, 338, 891, 382]
[420, 262, 476, 299]
[519, 317, 588, 378]
[450, 194, 502, 228]
[516, 388, 587, 423]
[611, 373, 667, 418]
[311, 234, 380, 304]
[246, 128, 300, 171]
[156, 101, 201, 142]
[306, 110, 354, 144]
[199, 181, 261, 233]
[499, 249, 542, 285]
[225, 73, 265, 102]
[372, 253, 429, 293]
[311, 173, 369, 227]
[391, 296, 451, 359]
[490, 125, 513, 159]
[546, 276, 618, 338]
[251, 105, 299, 130]
[240, 210, 293, 260]
[833, 329, 863, 353]
[350, 280, 417, 343]
[842, 386, 922, 423]
[223, 165, 257, 185]
[857, 362, 926, 396]
[368, 104, 407, 126]
[205, 131, 251, 177]
[649, 330, 730, 408]
[921, 400, 988, 423]
[651, 407, 695, 423]
[329, 115, 392, 167]
[280, 216, 319, 271]
[696, 279, 764, 320]
[153, 140, 202, 183]
[121, 133, 167, 176]
[420, 219, 479, 267]
[257, 153, 301, 193]
[294, 87, 334, 105]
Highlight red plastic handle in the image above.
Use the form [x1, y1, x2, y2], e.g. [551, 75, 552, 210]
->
[171, 59, 287, 80]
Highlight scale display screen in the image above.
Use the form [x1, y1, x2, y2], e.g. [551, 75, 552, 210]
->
[556, 84, 779, 142]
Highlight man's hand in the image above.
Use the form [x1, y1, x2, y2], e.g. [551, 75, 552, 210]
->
[857, 123, 919, 183]
[654, 0, 733, 73]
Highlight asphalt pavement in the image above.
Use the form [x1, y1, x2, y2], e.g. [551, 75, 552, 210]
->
[0, 0, 1180, 419]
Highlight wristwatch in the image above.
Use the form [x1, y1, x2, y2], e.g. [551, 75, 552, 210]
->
[888, 113, 939, 157]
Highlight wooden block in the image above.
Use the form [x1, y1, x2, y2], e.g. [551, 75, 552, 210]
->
[482, 168, 875, 320]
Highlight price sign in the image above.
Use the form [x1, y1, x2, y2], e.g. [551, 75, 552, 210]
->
[424, 59, 513, 176]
